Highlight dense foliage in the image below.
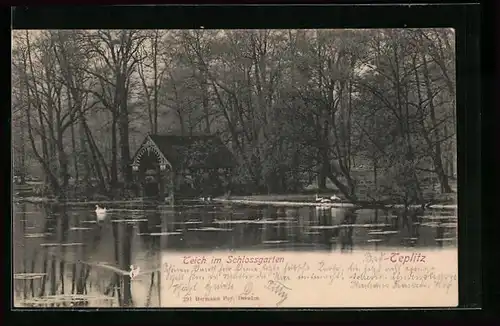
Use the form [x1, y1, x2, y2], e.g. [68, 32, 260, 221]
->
[12, 29, 456, 203]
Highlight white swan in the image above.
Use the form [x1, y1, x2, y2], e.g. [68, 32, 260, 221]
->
[315, 194, 330, 202]
[129, 265, 141, 280]
[330, 195, 341, 201]
[200, 196, 213, 203]
[314, 194, 330, 211]
[315, 194, 332, 206]
[95, 205, 107, 219]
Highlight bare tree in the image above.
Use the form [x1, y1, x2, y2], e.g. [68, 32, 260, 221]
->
[12, 28, 456, 202]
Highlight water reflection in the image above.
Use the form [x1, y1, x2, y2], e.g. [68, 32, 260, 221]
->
[13, 202, 457, 307]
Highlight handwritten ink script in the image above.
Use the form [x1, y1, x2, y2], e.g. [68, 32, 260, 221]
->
[161, 250, 458, 307]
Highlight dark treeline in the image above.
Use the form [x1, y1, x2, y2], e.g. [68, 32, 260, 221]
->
[11, 29, 456, 204]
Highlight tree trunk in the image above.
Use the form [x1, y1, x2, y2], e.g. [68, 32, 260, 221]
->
[81, 113, 109, 195]
[119, 102, 132, 185]
[422, 53, 452, 193]
[25, 32, 54, 191]
[118, 79, 132, 186]
[56, 128, 69, 199]
[110, 114, 118, 190]
[201, 67, 210, 134]
[152, 31, 159, 134]
[19, 109, 26, 184]
[70, 118, 78, 183]
[318, 119, 329, 192]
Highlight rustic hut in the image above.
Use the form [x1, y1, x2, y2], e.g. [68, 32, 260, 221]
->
[130, 134, 236, 203]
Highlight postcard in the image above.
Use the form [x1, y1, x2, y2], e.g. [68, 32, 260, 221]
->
[12, 27, 457, 308]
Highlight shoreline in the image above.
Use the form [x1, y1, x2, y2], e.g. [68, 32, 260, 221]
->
[14, 197, 146, 205]
[212, 198, 457, 210]
[15, 195, 457, 210]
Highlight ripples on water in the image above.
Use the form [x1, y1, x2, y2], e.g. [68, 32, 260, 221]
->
[13, 202, 457, 308]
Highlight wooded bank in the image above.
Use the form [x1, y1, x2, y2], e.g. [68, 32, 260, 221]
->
[12, 29, 456, 205]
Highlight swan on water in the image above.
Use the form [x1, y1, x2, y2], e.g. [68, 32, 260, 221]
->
[129, 265, 141, 279]
[95, 205, 107, 218]
[330, 195, 341, 201]
[315, 194, 332, 203]
[315, 195, 330, 211]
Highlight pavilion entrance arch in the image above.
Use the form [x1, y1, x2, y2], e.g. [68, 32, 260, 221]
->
[131, 136, 174, 202]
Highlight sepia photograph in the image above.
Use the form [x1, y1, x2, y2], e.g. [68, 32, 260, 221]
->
[12, 28, 458, 308]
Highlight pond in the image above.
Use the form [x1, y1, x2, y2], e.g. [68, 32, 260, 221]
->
[13, 202, 457, 308]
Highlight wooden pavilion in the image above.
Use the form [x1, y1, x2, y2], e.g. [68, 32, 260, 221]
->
[130, 134, 236, 204]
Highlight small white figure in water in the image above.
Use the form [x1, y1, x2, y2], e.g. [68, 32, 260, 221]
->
[315, 194, 331, 203]
[330, 195, 341, 201]
[129, 265, 141, 280]
[95, 205, 107, 219]
[200, 196, 212, 203]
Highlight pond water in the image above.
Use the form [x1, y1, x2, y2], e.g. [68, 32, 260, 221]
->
[13, 202, 457, 308]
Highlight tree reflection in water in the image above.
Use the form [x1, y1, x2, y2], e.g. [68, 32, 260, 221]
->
[13, 202, 457, 307]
